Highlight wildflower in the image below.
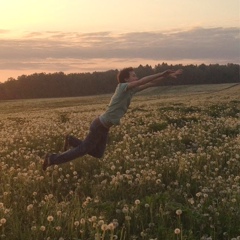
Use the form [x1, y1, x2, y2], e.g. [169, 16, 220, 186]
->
[27, 204, 34, 211]
[47, 216, 54, 222]
[40, 226, 46, 231]
[111, 165, 116, 171]
[90, 216, 97, 222]
[108, 223, 115, 231]
[196, 192, 201, 197]
[149, 222, 155, 228]
[101, 224, 108, 231]
[112, 219, 119, 228]
[80, 218, 86, 224]
[0, 218, 6, 224]
[57, 211, 62, 217]
[122, 205, 129, 214]
[156, 179, 161, 184]
[176, 209, 182, 215]
[55, 226, 62, 231]
[31, 226, 37, 231]
[98, 220, 104, 226]
[134, 199, 140, 205]
[188, 198, 195, 205]
[74, 221, 80, 227]
[174, 228, 181, 234]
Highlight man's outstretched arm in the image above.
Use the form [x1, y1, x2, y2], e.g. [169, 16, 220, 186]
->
[135, 69, 183, 92]
[127, 69, 175, 90]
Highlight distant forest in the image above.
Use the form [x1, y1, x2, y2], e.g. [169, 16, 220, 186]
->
[0, 63, 239, 100]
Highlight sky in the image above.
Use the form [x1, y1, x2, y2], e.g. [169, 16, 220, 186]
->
[0, 0, 239, 83]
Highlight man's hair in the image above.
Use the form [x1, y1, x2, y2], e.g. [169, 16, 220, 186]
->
[117, 67, 134, 83]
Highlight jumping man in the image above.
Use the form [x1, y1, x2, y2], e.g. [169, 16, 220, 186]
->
[43, 67, 183, 170]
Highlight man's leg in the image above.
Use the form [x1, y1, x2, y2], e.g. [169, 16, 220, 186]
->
[88, 129, 109, 158]
[65, 132, 108, 158]
[46, 118, 108, 166]
[63, 135, 82, 151]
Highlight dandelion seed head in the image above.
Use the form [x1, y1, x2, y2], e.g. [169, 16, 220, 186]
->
[0, 218, 6, 224]
[80, 218, 86, 224]
[108, 223, 115, 231]
[174, 228, 181, 234]
[101, 224, 108, 231]
[31, 226, 37, 231]
[40, 226, 46, 231]
[145, 203, 150, 208]
[134, 199, 140, 205]
[176, 209, 182, 215]
[27, 204, 33, 211]
[47, 215, 54, 222]
[74, 221, 79, 226]
[56, 226, 62, 231]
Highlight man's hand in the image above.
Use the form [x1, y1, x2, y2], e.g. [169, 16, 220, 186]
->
[162, 69, 176, 77]
[169, 69, 183, 78]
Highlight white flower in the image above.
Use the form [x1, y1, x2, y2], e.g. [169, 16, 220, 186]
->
[0, 218, 6, 224]
[57, 211, 62, 216]
[80, 218, 86, 224]
[101, 224, 108, 231]
[90, 216, 97, 222]
[47, 215, 54, 222]
[156, 179, 161, 184]
[40, 226, 46, 231]
[74, 221, 79, 226]
[27, 204, 33, 211]
[176, 209, 182, 215]
[174, 228, 181, 234]
[134, 199, 140, 205]
[31, 226, 37, 231]
[188, 198, 195, 205]
[108, 223, 115, 231]
[122, 206, 129, 214]
[55, 226, 62, 231]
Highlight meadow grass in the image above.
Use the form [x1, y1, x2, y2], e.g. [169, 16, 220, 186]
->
[0, 84, 239, 240]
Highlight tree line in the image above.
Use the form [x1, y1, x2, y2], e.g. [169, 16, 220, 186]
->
[0, 63, 239, 100]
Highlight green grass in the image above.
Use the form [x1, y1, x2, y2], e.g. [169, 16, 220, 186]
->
[0, 84, 239, 240]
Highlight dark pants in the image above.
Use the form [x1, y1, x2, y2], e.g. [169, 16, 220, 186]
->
[50, 117, 109, 165]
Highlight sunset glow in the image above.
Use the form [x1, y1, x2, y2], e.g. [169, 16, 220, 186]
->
[0, 0, 239, 82]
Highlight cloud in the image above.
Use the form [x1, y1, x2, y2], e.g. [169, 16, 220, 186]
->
[0, 27, 239, 73]
[0, 29, 11, 34]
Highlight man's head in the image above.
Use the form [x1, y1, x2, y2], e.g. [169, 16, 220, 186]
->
[117, 67, 138, 83]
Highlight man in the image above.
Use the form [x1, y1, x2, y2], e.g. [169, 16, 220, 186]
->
[43, 67, 182, 170]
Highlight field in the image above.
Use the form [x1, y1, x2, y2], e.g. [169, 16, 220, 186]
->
[0, 83, 239, 240]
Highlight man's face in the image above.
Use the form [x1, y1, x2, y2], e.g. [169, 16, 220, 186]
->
[127, 71, 138, 82]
